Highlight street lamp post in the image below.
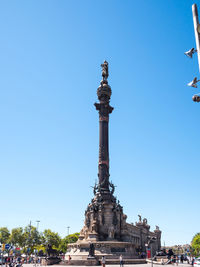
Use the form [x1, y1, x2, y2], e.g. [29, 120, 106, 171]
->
[146, 237, 157, 267]
[185, 3, 200, 101]
[34, 220, 40, 267]
[26, 221, 32, 262]
[36, 221, 40, 231]
[67, 226, 70, 236]
[192, 4, 200, 73]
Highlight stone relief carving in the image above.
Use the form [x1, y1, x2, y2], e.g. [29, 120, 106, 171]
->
[108, 225, 115, 239]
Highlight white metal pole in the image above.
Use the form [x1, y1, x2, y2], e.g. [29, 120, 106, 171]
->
[192, 4, 200, 73]
[67, 226, 70, 236]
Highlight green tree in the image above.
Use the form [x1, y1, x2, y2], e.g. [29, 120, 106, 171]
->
[9, 227, 25, 247]
[59, 233, 79, 253]
[0, 227, 10, 243]
[0, 226, 79, 254]
[23, 225, 42, 253]
[192, 233, 200, 256]
[43, 229, 61, 249]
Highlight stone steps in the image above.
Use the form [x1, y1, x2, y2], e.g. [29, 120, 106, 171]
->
[59, 259, 146, 265]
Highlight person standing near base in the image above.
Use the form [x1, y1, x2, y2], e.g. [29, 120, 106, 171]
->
[68, 255, 71, 264]
[101, 256, 106, 267]
[176, 256, 178, 266]
[120, 255, 124, 267]
[192, 257, 195, 266]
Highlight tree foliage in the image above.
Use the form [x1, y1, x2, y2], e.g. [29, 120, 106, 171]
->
[0, 225, 79, 254]
[9, 227, 24, 247]
[0, 227, 10, 243]
[59, 233, 79, 253]
[43, 229, 61, 249]
[192, 233, 200, 256]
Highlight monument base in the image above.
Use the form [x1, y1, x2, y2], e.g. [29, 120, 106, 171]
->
[65, 240, 144, 265]
[64, 259, 146, 266]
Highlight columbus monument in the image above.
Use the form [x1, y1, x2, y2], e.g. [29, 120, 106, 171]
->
[66, 61, 161, 264]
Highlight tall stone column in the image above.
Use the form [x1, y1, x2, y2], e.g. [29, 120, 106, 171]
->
[79, 61, 124, 242]
[94, 61, 113, 194]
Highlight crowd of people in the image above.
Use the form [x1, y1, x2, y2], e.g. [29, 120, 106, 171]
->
[1, 256, 24, 267]
[0, 252, 198, 266]
[168, 255, 196, 265]
[0, 256, 42, 267]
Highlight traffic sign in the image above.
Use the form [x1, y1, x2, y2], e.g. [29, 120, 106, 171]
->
[5, 244, 10, 250]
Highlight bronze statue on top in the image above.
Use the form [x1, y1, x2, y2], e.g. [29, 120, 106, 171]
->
[101, 60, 109, 82]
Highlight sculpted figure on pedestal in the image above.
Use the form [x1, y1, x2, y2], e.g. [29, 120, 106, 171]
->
[143, 218, 147, 225]
[109, 181, 115, 195]
[108, 225, 115, 239]
[85, 228, 89, 239]
[138, 214, 142, 222]
[80, 228, 84, 235]
[88, 243, 95, 257]
[91, 219, 98, 233]
[101, 60, 109, 82]
[93, 183, 98, 195]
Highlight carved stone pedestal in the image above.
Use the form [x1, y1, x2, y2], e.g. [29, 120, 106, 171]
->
[66, 240, 137, 264]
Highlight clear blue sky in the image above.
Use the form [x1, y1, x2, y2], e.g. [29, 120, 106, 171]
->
[0, 0, 199, 246]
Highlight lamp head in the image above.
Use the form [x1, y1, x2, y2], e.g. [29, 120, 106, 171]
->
[188, 77, 198, 88]
[192, 94, 200, 102]
[184, 48, 196, 58]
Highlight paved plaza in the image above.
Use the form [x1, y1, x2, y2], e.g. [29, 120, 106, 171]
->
[22, 263, 191, 267]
